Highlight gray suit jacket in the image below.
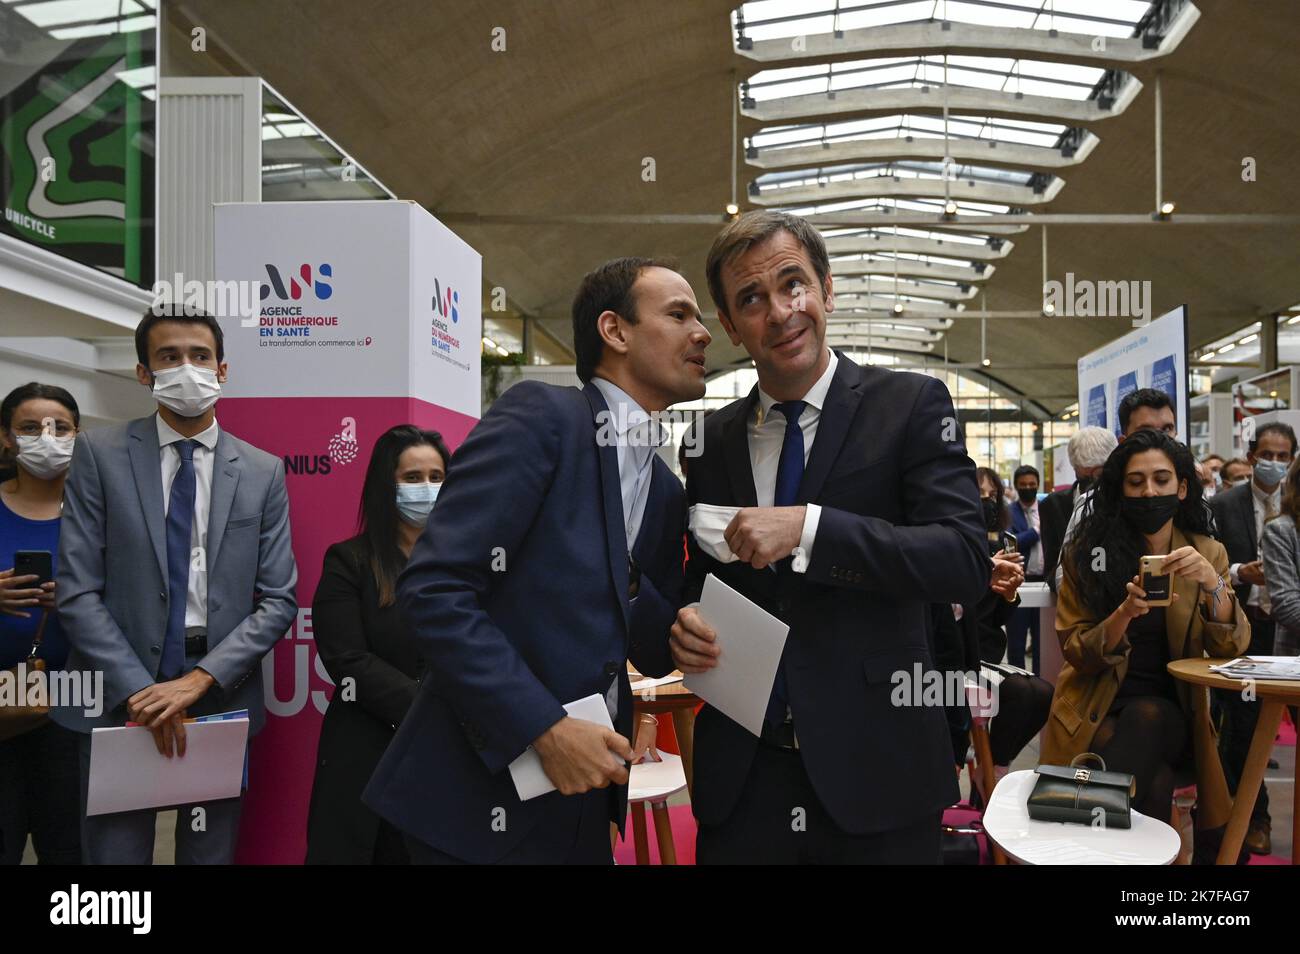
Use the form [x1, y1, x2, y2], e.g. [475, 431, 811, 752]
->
[1261, 516, 1300, 655]
[52, 415, 297, 733]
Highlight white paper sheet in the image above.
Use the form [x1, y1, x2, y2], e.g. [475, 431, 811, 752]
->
[86, 718, 249, 816]
[683, 573, 790, 737]
[508, 693, 615, 801]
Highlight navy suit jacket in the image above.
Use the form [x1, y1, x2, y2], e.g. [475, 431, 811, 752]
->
[682, 352, 988, 834]
[363, 380, 683, 862]
[1008, 497, 1040, 558]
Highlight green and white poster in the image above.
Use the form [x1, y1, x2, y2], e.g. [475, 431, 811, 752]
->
[1, 9, 156, 289]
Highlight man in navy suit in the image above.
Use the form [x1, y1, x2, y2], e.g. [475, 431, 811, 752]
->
[1006, 464, 1043, 672]
[669, 211, 989, 864]
[365, 257, 710, 863]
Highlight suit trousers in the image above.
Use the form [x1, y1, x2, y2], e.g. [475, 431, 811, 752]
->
[696, 743, 943, 864]
[404, 786, 615, 864]
[76, 727, 243, 865]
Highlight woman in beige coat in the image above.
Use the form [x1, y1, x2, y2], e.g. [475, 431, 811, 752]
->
[1048, 429, 1249, 858]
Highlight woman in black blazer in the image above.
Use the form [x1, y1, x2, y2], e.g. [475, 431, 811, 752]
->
[305, 424, 451, 864]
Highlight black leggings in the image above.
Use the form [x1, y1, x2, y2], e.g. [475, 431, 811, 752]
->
[1091, 695, 1188, 821]
[988, 673, 1053, 766]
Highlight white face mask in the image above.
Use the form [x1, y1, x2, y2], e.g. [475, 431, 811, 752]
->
[152, 364, 221, 417]
[14, 431, 75, 480]
[396, 481, 440, 528]
[689, 503, 742, 563]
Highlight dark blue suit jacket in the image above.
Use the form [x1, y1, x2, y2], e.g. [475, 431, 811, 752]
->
[682, 352, 988, 834]
[363, 380, 683, 862]
[1009, 498, 1040, 556]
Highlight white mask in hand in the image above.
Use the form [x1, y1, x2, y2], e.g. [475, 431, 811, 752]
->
[152, 364, 221, 417]
[689, 503, 742, 563]
[14, 431, 75, 479]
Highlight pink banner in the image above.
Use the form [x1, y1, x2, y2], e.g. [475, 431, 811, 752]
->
[216, 395, 477, 864]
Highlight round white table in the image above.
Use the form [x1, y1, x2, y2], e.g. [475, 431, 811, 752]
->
[982, 770, 1181, 865]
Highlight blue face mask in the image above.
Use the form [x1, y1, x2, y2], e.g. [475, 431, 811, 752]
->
[1253, 458, 1289, 488]
[396, 482, 440, 528]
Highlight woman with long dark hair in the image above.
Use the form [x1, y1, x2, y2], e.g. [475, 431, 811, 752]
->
[1049, 429, 1249, 860]
[0, 382, 82, 864]
[306, 424, 451, 864]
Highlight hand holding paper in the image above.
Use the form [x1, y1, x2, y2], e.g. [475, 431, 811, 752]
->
[509, 694, 633, 800]
[682, 574, 790, 737]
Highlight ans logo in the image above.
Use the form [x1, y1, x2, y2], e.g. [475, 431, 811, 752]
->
[327, 416, 358, 465]
[261, 263, 333, 301]
[433, 278, 458, 323]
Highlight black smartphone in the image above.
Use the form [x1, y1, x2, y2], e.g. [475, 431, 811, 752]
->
[1139, 555, 1172, 606]
[14, 550, 53, 586]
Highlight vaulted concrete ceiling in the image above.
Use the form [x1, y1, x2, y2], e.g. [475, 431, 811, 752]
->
[167, 0, 1300, 414]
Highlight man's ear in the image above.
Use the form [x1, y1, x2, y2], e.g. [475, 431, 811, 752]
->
[822, 274, 834, 314]
[136, 363, 153, 388]
[596, 309, 629, 358]
[717, 309, 742, 347]
[217, 362, 229, 385]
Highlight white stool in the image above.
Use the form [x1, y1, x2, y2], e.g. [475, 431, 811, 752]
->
[982, 770, 1181, 865]
[627, 751, 687, 865]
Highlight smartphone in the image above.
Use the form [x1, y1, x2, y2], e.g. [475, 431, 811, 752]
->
[13, 550, 53, 586]
[1140, 555, 1172, 606]
[1002, 531, 1018, 555]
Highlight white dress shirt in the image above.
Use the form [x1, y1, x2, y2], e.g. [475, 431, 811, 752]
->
[590, 376, 664, 722]
[749, 349, 838, 573]
[157, 414, 218, 630]
[591, 376, 662, 550]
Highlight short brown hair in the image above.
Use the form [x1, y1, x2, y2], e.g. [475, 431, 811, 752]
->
[705, 210, 831, 319]
[571, 256, 679, 383]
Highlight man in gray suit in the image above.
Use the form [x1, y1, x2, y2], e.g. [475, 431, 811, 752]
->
[54, 306, 297, 864]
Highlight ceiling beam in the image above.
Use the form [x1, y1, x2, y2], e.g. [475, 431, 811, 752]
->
[748, 131, 1097, 171]
[831, 258, 992, 282]
[825, 233, 1012, 259]
[741, 78, 1142, 126]
[734, 10, 1201, 68]
[752, 172, 1065, 207]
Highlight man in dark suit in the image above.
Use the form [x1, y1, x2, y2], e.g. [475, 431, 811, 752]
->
[1209, 420, 1296, 855]
[1006, 465, 1043, 672]
[668, 211, 990, 864]
[1041, 427, 1116, 591]
[364, 257, 710, 863]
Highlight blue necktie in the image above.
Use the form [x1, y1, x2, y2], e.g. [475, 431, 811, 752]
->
[160, 439, 197, 680]
[765, 400, 806, 725]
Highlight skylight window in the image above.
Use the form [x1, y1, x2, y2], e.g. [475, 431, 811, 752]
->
[734, 0, 1155, 44]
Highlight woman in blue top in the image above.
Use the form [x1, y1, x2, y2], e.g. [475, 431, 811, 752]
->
[0, 382, 81, 864]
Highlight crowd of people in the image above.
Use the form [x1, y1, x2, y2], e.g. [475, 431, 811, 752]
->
[1, 210, 1295, 865]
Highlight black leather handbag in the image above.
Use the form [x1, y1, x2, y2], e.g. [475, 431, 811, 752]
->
[1027, 753, 1136, 829]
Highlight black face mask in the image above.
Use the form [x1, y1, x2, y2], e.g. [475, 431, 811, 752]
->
[1017, 487, 1037, 504]
[1076, 475, 1094, 493]
[982, 497, 1001, 531]
[1121, 494, 1181, 535]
